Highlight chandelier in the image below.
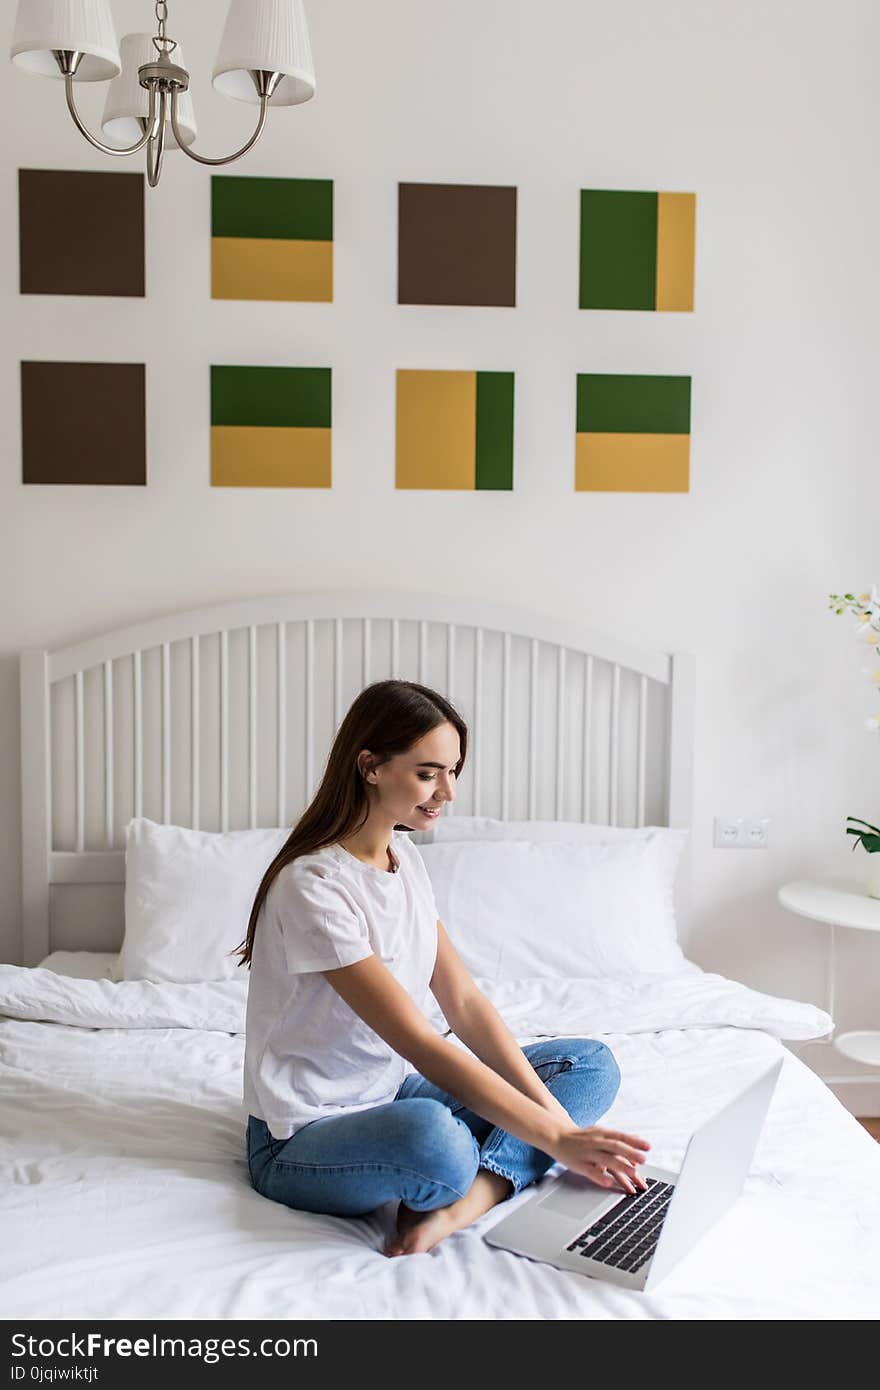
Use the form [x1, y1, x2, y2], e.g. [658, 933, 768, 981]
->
[10, 0, 316, 188]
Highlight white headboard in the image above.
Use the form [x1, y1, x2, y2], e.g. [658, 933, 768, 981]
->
[19, 590, 695, 966]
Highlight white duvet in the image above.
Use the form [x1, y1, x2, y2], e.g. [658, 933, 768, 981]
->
[0, 955, 878, 1320]
[0, 955, 837, 1040]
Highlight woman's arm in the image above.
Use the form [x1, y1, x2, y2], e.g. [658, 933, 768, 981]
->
[321, 947, 649, 1191]
[429, 921, 572, 1125]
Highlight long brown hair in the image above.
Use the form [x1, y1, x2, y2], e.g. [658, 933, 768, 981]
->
[232, 679, 468, 969]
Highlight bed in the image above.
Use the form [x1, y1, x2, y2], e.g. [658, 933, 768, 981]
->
[5, 590, 879, 1320]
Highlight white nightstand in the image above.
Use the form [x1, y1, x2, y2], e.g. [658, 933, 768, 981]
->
[778, 878, 880, 1067]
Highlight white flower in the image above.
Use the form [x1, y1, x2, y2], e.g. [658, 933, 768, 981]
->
[831, 589, 880, 731]
[846, 588, 880, 629]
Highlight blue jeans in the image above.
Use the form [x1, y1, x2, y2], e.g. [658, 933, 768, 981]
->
[246, 1037, 621, 1218]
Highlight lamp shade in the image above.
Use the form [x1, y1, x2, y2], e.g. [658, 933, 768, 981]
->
[212, 0, 315, 106]
[10, 0, 120, 81]
[101, 34, 197, 149]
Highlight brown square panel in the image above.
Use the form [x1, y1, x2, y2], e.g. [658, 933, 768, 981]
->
[19, 168, 145, 297]
[22, 361, 146, 485]
[398, 182, 517, 306]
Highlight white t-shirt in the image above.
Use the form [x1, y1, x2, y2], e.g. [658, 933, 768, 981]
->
[243, 829, 441, 1140]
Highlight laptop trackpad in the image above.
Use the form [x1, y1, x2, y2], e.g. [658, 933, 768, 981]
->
[538, 1173, 612, 1220]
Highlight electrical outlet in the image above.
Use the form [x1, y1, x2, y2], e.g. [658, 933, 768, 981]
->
[713, 817, 743, 848]
[742, 816, 770, 848]
[713, 816, 770, 848]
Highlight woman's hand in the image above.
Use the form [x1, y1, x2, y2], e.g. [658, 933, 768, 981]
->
[551, 1126, 652, 1194]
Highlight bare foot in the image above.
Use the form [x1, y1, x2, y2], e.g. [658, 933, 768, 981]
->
[383, 1202, 457, 1257]
[383, 1170, 512, 1257]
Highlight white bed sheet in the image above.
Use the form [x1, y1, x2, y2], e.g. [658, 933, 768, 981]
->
[0, 954, 878, 1320]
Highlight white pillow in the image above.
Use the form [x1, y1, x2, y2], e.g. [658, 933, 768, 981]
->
[416, 831, 689, 982]
[121, 818, 289, 983]
[412, 814, 661, 845]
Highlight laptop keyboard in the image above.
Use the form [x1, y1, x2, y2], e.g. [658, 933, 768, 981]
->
[564, 1177, 675, 1273]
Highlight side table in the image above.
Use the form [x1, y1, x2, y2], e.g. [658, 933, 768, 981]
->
[778, 877, 880, 1067]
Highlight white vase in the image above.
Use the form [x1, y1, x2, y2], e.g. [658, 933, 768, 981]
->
[866, 855, 880, 899]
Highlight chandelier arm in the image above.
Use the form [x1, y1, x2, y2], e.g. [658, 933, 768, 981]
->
[64, 74, 160, 156]
[169, 88, 271, 166]
[146, 91, 169, 188]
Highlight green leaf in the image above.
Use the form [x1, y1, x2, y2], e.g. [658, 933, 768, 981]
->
[845, 594, 855, 601]
[846, 816, 880, 833]
[846, 827, 880, 852]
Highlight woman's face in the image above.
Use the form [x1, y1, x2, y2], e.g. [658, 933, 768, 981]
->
[360, 721, 460, 830]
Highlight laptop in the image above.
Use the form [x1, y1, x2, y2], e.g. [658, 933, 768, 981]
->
[484, 1057, 784, 1292]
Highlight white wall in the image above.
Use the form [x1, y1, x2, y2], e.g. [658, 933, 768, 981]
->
[2, 0, 878, 1110]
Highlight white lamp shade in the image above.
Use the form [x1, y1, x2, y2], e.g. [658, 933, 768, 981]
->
[10, 0, 120, 81]
[212, 0, 315, 106]
[101, 34, 197, 150]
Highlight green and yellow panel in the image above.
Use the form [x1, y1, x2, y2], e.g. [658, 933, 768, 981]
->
[211, 366, 331, 488]
[211, 176, 333, 302]
[396, 369, 514, 490]
[579, 190, 696, 311]
[575, 374, 691, 492]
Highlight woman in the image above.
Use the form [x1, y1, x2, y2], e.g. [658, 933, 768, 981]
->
[236, 679, 650, 1258]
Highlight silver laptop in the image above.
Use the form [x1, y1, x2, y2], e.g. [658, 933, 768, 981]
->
[484, 1057, 784, 1292]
